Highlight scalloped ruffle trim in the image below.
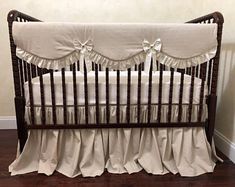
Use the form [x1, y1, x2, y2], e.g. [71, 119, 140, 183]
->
[16, 47, 217, 71]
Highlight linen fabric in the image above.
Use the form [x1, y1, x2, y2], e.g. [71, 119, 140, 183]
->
[13, 22, 218, 71]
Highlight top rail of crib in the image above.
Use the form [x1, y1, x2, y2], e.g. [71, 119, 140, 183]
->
[7, 10, 224, 24]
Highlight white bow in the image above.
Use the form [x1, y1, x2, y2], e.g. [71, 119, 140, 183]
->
[142, 38, 162, 73]
[74, 39, 93, 72]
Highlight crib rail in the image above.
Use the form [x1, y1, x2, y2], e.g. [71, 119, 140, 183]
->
[8, 10, 223, 152]
[28, 122, 205, 129]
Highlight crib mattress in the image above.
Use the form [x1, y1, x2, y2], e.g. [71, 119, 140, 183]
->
[24, 71, 207, 106]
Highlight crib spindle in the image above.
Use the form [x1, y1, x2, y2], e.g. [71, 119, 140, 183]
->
[168, 68, 174, 122]
[18, 59, 25, 98]
[188, 67, 195, 122]
[38, 68, 46, 125]
[69, 65, 73, 71]
[126, 68, 131, 124]
[137, 64, 142, 124]
[116, 70, 120, 124]
[72, 63, 78, 124]
[84, 61, 89, 124]
[95, 64, 100, 124]
[207, 59, 213, 93]
[156, 60, 159, 71]
[161, 64, 164, 71]
[196, 66, 199, 77]
[198, 63, 207, 122]
[157, 64, 164, 123]
[31, 64, 37, 78]
[27, 63, 35, 125]
[105, 68, 110, 124]
[23, 61, 28, 82]
[147, 61, 153, 123]
[186, 68, 189, 75]
[61, 68, 67, 124]
[134, 65, 137, 71]
[189, 67, 192, 75]
[92, 62, 94, 71]
[50, 70, 57, 125]
[178, 69, 185, 122]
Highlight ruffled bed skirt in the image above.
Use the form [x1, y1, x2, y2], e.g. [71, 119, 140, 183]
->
[9, 128, 219, 177]
[9, 104, 218, 177]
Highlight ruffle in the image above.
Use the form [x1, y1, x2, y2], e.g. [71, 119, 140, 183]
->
[156, 47, 217, 69]
[16, 46, 217, 71]
[24, 105, 208, 125]
[89, 51, 145, 70]
[16, 47, 80, 70]
[9, 127, 217, 177]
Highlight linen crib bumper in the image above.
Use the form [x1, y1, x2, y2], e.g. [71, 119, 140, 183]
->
[8, 17, 223, 177]
[24, 71, 208, 125]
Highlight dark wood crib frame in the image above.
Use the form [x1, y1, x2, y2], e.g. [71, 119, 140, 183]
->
[7, 10, 224, 152]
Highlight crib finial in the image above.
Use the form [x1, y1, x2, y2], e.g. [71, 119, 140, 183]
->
[7, 10, 19, 23]
[213, 11, 224, 24]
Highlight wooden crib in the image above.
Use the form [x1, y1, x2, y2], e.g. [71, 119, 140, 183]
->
[7, 10, 223, 154]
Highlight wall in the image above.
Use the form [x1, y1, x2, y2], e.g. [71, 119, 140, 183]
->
[0, 0, 235, 160]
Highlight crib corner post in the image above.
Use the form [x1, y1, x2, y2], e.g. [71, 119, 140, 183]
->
[7, 10, 18, 23]
[15, 96, 27, 152]
[207, 94, 217, 145]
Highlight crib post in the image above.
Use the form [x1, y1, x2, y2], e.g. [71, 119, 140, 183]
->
[207, 12, 224, 144]
[15, 97, 28, 152]
[8, 11, 26, 152]
[207, 95, 217, 144]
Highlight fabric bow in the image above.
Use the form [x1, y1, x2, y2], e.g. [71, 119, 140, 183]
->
[142, 38, 162, 73]
[74, 39, 93, 72]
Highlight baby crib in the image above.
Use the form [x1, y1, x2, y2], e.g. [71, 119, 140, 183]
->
[7, 10, 224, 177]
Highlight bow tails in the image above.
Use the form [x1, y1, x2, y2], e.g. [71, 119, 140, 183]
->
[74, 39, 93, 72]
[142, 38, 162, 73]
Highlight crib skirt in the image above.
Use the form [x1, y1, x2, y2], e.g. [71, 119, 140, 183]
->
[9, 104, 220, 177]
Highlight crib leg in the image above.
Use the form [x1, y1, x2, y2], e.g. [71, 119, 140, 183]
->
[15, 97, 28, 152]
[207, 95, 217, 145]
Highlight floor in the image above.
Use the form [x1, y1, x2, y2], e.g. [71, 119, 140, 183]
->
[0, 130, 235, 187]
